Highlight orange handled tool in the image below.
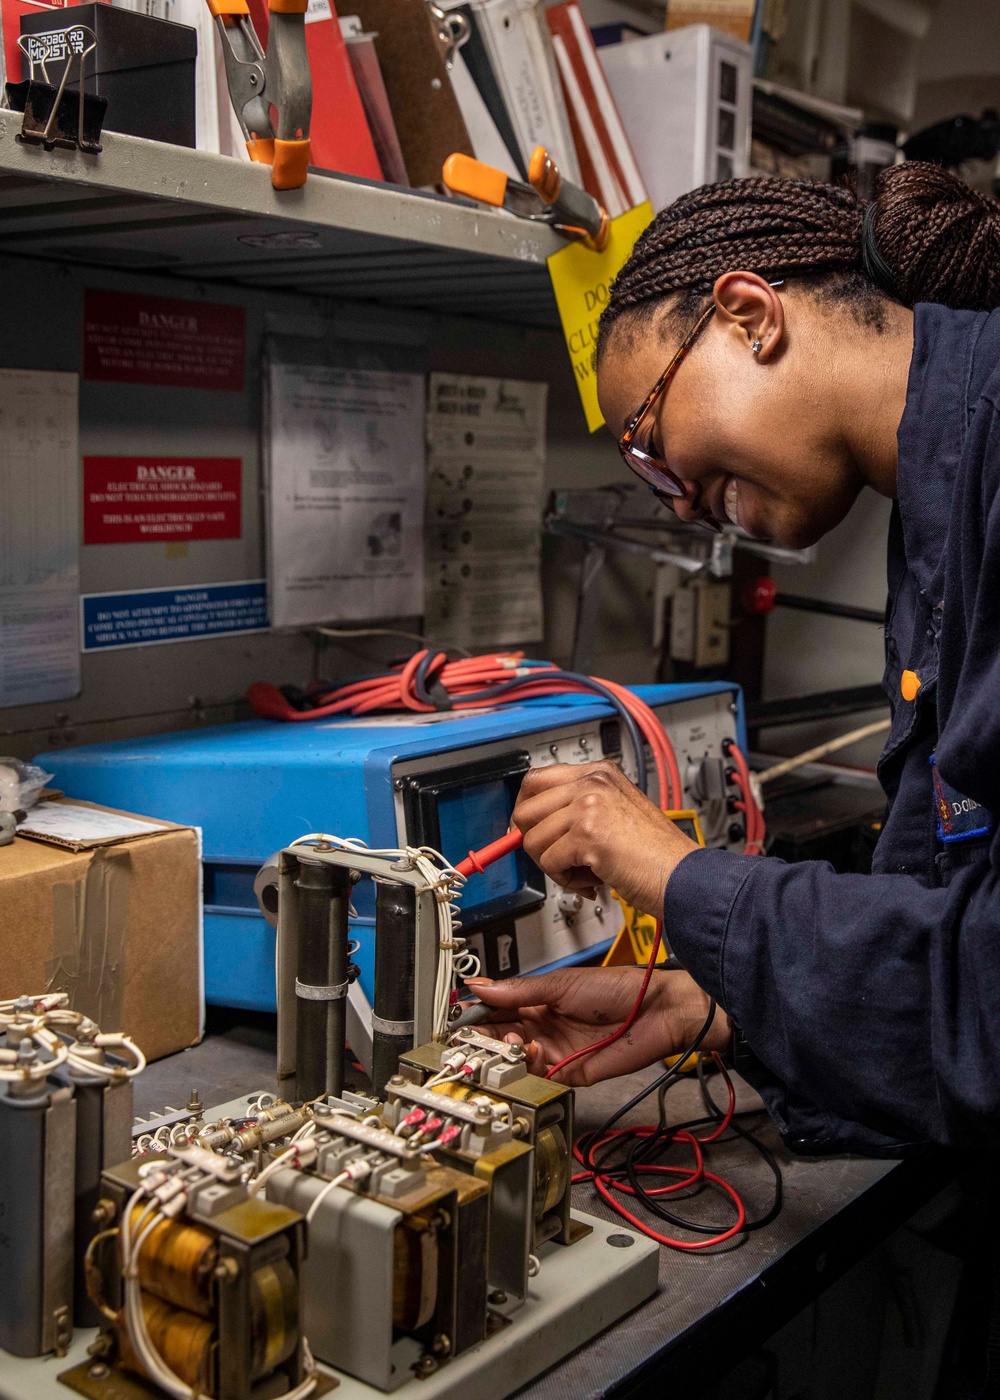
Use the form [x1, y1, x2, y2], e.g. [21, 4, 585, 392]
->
[442, 145, 610, 250]
[208, 0, 312, 189]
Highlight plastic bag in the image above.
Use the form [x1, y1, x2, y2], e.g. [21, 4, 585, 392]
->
[0, 758, 54, 813]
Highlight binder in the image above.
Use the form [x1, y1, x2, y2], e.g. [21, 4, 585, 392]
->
[350, 0, 474, 189]
[340, 15, 409, 185]
[450, 48, 520, 177]
[545, 1, 646, 216]
[440, 0, 525, 177]
[471, 0, 580, 184]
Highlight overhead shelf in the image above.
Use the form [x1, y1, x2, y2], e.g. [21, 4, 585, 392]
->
[0, 124, 563, 327]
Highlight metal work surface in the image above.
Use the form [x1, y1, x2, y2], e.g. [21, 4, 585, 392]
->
[1, 1017, 947, 1400]
[0, 120, 560, 325]
[0, 1211, 657, 1400]
[123, 1018, 950, 1398]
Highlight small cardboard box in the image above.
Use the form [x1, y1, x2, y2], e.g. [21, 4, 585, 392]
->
[0, 799, 203, 1062]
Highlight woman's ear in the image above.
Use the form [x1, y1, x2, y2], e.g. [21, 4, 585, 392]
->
[711, 271, 785, 362]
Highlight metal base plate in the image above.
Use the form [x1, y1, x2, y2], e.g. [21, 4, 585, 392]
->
[0, 1213, 658, 1400]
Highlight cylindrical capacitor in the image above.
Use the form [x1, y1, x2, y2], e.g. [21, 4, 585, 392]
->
[0, 1070, 75, 1357]
[372, 878, 416, 1095]
[62, 1043, 133, 1328]
[294, 860, 352, 1103]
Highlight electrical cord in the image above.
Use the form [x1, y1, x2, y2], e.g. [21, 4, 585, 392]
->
[249, 650, 690, 808]
[571, 1005, 783, 1251]
[724, 738, 766, 855]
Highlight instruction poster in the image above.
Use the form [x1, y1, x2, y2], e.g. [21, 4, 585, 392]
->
[425, 374, 547, 648]
[0, 369, 80, 708]
[265, 363, 426, 629]
[83, 457, 242, 544]
[83, 290, 245, 391]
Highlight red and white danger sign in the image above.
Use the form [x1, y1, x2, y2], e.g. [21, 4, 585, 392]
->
[83, 457, 242, 544]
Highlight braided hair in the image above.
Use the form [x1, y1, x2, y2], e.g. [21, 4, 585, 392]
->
[598, 162, 1000, 359]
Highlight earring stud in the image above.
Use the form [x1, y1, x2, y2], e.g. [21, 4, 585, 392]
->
[751, 338, 762, 355]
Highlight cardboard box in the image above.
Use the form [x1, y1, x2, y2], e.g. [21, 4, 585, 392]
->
[0, 799, 203, 1062]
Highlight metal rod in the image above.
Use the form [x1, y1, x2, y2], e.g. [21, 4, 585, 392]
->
[747, 684, 888, 733]
[294, 859, 351, 1103]
[372, 878, 416, 1096]
[773, 593, 886, 625]
[757, 718, 892, 786]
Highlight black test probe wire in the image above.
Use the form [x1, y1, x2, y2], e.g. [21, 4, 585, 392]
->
[570, 1012, 784, 1251]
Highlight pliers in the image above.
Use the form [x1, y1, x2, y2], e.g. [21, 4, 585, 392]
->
[209, 0, 312, 190]
[443, 145, 610, 250]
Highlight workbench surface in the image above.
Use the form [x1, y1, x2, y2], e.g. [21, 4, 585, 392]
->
[130, 1015, 949, 1400]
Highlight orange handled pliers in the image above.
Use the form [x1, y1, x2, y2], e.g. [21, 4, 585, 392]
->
[443, 145, 610, 250]
[208, 0, 312, 190]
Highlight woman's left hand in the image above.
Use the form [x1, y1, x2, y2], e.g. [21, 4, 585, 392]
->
[512, 760, 699, 918]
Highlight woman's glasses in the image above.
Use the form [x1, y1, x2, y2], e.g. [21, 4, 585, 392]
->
[616, 303, 716, 504]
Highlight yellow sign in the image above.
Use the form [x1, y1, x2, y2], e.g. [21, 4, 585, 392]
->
[546, 201, 654, 432]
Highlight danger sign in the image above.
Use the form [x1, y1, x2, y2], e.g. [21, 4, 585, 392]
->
[83, 457, 242, 544]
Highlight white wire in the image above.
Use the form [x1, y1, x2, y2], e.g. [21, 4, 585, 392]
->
[285, 838, 472, 1037]
[305, 1171, 349, 1225]
[248, 1144, 302, 1198]
[120, 1178, 318, 1400]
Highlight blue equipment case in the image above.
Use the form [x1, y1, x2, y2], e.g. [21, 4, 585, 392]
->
[39, 683, 746, 1014]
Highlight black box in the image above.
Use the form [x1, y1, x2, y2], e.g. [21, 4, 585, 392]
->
[20, 3, 197, 147]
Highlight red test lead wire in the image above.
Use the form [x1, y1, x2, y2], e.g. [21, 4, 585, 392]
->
[453, 830, 666, 1084]
[454, 830, 523, 879]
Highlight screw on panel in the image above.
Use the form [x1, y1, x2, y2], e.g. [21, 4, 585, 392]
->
[488, 1290, 507, 1305]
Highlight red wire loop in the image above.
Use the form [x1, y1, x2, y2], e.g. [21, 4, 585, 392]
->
[573, 1057, 747, 1251]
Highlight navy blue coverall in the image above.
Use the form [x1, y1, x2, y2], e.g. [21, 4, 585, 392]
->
[664, 302, 1000, 1155]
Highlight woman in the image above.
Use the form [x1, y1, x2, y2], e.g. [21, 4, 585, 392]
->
[468, 163, 1000, 1154]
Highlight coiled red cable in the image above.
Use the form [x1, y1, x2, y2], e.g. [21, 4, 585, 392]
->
[249, 652, 683, 810]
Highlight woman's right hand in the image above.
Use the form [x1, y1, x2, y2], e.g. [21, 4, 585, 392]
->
[461, 967, 729, 1086]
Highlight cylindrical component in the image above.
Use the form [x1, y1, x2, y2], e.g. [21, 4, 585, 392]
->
[129, 1209, 218, 1317]
[67, 1067, 132, 1328]
[118, 1294, 216, 1392]
[295, 859, 352, 1103]
[0, 1078, 75, 1357]
[534, 1125, 570, 1221]
[392, 1217, 439, 1332]
[248, 1258, 300, 1380]
[372, 878, 416, 1095]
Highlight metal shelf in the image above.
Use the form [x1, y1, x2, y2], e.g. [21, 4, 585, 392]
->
[0, 123, 562, 326]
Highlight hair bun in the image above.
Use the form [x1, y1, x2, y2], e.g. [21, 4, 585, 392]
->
[870, 161, 1000, 311]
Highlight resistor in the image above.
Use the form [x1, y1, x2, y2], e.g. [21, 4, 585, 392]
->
[228, 1109, 311, 1155]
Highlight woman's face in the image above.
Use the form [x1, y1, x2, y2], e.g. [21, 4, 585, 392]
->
[596, 274, 871, 550]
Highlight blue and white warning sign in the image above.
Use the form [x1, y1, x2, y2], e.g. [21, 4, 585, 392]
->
[81, 580, 268, 652]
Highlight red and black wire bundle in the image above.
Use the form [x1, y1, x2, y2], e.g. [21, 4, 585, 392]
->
[249, 651, 686, 813]
[572, 1025, 783, 1252]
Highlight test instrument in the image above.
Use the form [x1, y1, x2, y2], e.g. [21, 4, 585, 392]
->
[43, 680, 749, 1076]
